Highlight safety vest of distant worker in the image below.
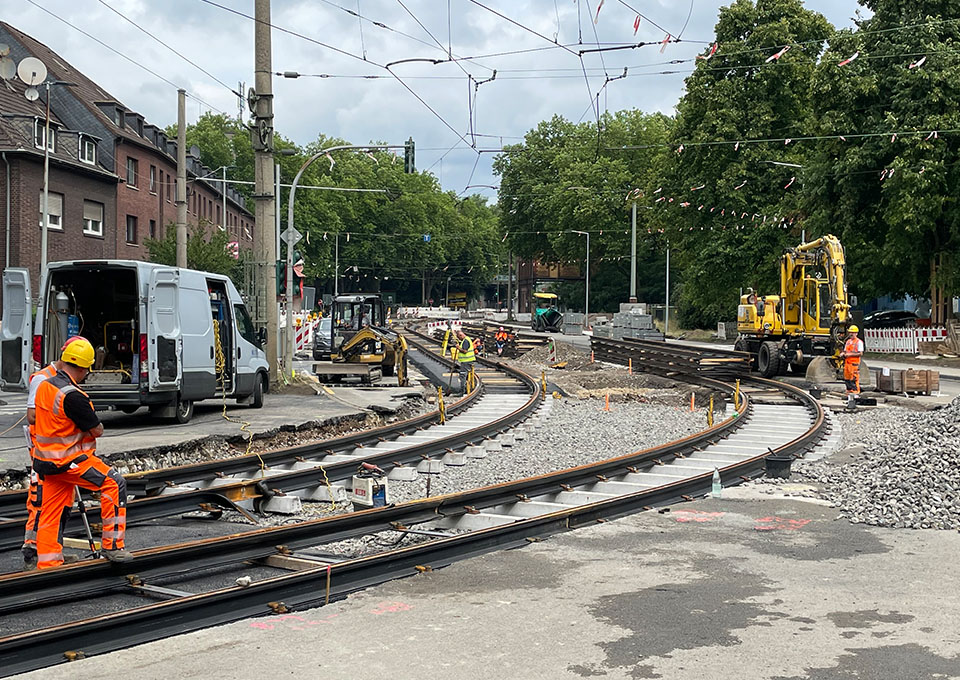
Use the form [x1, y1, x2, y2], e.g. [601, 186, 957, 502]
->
[451, 334, 476, 364]
[842, 327, 864, 396]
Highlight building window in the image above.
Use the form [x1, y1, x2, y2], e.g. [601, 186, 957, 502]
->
[166, 174, 171, 201]
[149, 165, 156, 193]
[79, 137, 97, 165]
[83, 200, 104, 236]
[149, 219, 156, 239]
[38, 191, 63, 230]
[125, 215, 138, 244]
[34, 119, 55, 152]
[217, 205, 222, 228]
[126, 157, 138, 187]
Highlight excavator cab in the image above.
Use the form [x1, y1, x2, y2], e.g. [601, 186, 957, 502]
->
[330, 294, 408, 385]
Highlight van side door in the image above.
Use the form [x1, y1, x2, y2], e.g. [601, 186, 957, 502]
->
[147, 267, 182, 389]
[0, 268, 33, 391]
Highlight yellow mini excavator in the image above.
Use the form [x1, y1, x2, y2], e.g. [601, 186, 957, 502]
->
[735, 235, 857, 378]
[329, 294, 408, 385]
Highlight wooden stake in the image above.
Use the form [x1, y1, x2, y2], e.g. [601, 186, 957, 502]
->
[628, 358, 633, 375]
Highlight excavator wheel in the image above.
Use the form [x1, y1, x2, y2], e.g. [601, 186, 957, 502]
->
[734, 338, 757, 370]
[757, 341, 782, 378]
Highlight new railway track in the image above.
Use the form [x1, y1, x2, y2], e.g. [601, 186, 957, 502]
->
[0, 333, 826, 676]
[0, 330, 540, 549]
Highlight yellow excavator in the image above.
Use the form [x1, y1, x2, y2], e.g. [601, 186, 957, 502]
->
[735, 235, 857, 378]
[329, 294, 408, 385]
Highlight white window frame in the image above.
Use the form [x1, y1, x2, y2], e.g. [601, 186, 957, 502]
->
[149, 165, 156, 193]
[126, 157, 138, 188]
[79, 137, 97, 165]
[83, 200, 104, 237]
[38, 191, 63, 231]
[34, 119, 55, 152]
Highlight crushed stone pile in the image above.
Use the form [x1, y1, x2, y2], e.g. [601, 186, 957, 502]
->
[795, 398, 960, 530]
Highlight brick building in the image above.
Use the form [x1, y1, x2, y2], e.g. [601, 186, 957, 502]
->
[0, 22, 254, 296]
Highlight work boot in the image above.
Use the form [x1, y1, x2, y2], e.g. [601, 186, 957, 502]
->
[21, 556, 37, 572]
[62, 554, 80, 564]
[102, 548, 134, 563]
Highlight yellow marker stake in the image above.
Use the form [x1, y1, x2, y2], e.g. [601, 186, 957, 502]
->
[734, 379, 741, 410]
[628, 358, 633, 375]
[707, 395, 714, 427]
[541, 370, 547, 400]
[438, 386, 446, 424]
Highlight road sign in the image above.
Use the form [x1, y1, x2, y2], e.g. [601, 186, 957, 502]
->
[281, 227, 302, 246]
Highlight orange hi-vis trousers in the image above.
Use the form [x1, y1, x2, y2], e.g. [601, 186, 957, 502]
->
[35, 454, 127, 569]
[843, 359, 861, 395]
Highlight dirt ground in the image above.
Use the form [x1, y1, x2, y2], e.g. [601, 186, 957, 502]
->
[509, 343, 721, 408]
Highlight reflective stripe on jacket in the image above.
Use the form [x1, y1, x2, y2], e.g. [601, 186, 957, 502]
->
[33, 372, 97, 465]
[28, 364, 58, 450]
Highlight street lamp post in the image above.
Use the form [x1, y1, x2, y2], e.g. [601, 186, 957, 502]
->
[630, 200, 637, 303]
[571, 230, 590, 329]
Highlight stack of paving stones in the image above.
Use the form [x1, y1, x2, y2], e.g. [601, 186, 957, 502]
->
[593, 303, 664, 341]
[794, 398, 960, 530]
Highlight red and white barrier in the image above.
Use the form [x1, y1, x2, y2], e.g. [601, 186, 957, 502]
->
[864, 326, 947, 354]
[426, 319, 462, 334]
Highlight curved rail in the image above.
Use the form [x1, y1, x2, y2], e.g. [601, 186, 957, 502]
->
[0, 337, 825, 676]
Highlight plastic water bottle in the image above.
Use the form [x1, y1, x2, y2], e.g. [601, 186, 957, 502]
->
[712, 468, 722, 498]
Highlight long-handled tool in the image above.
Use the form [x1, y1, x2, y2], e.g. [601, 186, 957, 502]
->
[74, 487, 100, 559]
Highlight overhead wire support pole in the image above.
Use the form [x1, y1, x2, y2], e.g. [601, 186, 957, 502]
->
[175, 89, 187, 268]
[253, 0, 279, 383]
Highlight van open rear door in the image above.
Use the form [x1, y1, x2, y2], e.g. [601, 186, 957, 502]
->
[148, 268, 182, 389]
[0, 268, 33, 391]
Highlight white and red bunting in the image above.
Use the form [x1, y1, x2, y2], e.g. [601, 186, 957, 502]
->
[765, 45, 790, 63]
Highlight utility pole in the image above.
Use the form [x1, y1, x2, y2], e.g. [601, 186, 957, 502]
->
[175, 89, 187, 268]
[506, 253, 514, 321]
[665, 245, 671, 337]
[253, 0, 278, 382]
[629, 201, 637, 303]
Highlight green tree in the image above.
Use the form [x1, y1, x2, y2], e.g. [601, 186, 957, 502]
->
[494, 110, 673, 313]
[145, 221, 242, 281]
[804, 0, 960, 323]
[650, 0, 833, 328]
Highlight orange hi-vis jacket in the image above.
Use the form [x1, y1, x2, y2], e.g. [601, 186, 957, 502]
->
[28, 364, 58, 453]
[843, 336, 864, 365]
[33, 372, 97, 469]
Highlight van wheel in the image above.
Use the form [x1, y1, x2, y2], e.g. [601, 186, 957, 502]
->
[174, 398, 194, 424]
[120, 406, 139, 414]
[251, 373, 265, 408]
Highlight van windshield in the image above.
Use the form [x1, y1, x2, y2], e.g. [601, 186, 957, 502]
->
[234, 304, 260, 348]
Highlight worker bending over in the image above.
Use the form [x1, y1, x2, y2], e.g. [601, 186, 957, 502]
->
[840, 325, 864, 410]
[451, 329, 476, 393]
[32, 338, 132, 568]
[21, 336, 83, 570]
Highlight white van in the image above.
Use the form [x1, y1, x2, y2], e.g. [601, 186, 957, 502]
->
[0, 261, 269, 423]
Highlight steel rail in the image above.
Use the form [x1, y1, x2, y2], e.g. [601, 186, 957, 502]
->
[0, 339, 825, 676]
[0, 331, 540, 548]
[0, 375, 738, 615]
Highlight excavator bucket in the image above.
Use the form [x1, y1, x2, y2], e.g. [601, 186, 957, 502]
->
[804, 356, 839, 384]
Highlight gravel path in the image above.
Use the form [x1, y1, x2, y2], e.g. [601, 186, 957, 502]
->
[784, 400, 960, 530]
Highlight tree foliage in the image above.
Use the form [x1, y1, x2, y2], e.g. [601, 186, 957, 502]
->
[494, 111, 674, 312]
[804, 0, 960, 322]
[145, 221, 242, 281]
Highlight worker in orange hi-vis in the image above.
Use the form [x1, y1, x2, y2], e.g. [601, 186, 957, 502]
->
[840, 325, 864, 410]
[21, 336, 85, 571]
[31, 338, 132, 569]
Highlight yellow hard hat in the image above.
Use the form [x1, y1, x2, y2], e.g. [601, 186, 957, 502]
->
[848, 324, 859, 333]
[61, 337, 95, 368]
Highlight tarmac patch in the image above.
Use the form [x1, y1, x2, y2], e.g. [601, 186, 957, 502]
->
[772, 643, 960, 680]
[575, 556, 778, 678]
[826, 609, 915, 629]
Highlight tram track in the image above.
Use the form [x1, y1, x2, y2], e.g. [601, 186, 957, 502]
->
[0, 334, 826, 677]
[0, 330, 542, 549]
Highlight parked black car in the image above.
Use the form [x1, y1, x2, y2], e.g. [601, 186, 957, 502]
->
[861, 310, 919, 329]
[312, 317, 332, 361]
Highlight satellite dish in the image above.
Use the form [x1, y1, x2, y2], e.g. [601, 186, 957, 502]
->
[17, 57, 47, 86]
[0, 44, 9, 57]
[24, 86, 39, 102]
[0, 57, 15, 80]
[189, 144, 201, 157]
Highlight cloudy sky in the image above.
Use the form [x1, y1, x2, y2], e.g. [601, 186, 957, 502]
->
[9, 0, 865, 198]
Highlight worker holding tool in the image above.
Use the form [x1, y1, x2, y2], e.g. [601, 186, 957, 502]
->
[840, 325, 864, 410]
[451, 329, 476, 394]
[32, 337, 132, 569]
[21, 336, 84, 570]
